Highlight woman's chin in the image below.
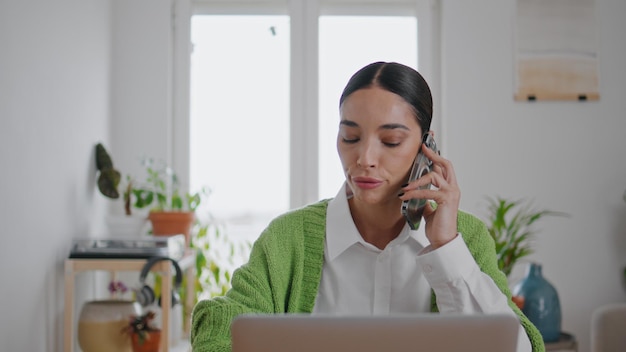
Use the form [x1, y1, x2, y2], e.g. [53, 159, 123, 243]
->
[351, 189, 399, 207]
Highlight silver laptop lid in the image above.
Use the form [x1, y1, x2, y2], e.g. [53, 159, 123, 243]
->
[232, 313, 519, 352]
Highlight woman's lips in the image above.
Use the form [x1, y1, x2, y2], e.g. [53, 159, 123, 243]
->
[352, 177, 383, 190]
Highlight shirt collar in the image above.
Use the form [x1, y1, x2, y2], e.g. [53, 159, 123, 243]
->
[325, 183, 429, 261]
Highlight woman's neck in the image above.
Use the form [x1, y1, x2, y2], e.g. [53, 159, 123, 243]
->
[348, 198, 405, 250]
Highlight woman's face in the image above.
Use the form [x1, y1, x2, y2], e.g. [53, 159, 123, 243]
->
[338, 86, 423, 206]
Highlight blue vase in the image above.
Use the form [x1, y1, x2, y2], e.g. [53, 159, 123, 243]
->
[513, 262, 562, 343]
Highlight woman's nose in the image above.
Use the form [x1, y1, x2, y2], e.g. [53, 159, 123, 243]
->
[356, 142, 377, 168]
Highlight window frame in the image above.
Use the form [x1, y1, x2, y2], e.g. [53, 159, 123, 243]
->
[172, 0, 441, 209]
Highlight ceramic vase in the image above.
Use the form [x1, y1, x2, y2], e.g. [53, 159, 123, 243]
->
[513, 262, 562, 342]
[77, 300, 142, 352]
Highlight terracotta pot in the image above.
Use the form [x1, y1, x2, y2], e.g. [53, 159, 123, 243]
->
[148, 211, 195, 246]
[131, 330, 161, 352]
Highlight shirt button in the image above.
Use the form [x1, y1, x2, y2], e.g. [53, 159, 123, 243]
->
[423, 264, 433, 273]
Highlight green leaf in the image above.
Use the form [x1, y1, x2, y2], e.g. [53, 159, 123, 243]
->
[133, 189, 154, 208]
[196, 251, 207, 273]
[95, 143, 114, 170]
[187, 193, 201, 211]
[483, 195, 568, 277]
[97, 168, 121, 199]
[171, 192, 183, 210]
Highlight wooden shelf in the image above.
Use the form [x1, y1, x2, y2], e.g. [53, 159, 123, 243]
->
[64, 250, 196, 352]
[545, 332, 578, 351]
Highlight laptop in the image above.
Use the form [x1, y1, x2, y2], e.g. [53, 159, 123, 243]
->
[231, 313, 519, 352]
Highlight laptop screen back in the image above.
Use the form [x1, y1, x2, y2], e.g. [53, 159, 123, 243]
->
[231, 313, 519, 352]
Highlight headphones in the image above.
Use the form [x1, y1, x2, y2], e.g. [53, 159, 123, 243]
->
[134, 256, 183, 308]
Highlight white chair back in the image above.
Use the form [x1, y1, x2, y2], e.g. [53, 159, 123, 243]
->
[591, 303, 626, 352]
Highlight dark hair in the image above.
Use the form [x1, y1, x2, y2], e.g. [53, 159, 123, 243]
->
[339, 62, 433, 133]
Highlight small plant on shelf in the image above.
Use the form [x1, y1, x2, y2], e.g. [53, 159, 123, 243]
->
[131, 157, 211, 246]
[95, 143, 208, 215]
[130, 157, 208, 213]
[121, 310, 161, 351]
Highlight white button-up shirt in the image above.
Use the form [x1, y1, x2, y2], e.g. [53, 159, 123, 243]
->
[313, 185, 531, 352]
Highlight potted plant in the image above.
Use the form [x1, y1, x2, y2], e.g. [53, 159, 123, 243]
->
[121, 310, 161, 352]
[482, 196, 568, 277]
[482, 196, 568, 310]
[131, 157, 209, 246]
[95, 142, 209, 244]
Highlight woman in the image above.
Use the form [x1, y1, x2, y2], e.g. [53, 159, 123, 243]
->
[191, 62, 543, 352]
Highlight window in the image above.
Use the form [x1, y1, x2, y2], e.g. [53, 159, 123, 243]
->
[189, 15, 290, 239]
[176, 0, 439, 242]
[318, 15, 417, 198]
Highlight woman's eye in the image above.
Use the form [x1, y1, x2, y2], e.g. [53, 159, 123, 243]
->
[383, 141, 401, 147]
[342, 137, 359, 144]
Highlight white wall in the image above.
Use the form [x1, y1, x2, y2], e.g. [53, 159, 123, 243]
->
[0, 0, 111, 351]
[1, 0, 625, 351]
[441, 1, 626, 351]
[110, 0, 174, 189]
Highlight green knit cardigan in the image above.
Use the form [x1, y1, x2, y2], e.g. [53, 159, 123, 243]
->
[191, 200, 545, 352]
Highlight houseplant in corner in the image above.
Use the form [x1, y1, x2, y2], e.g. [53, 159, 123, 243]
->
[482, 196, 568, 278]
[482, 195, 568, 342]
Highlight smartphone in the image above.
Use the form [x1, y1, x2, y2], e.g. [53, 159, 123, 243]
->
[401, 133, 439, 230]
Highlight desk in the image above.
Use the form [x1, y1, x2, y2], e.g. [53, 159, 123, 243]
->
[64, 251, 196, 352]
[545, 332, 578, 351]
